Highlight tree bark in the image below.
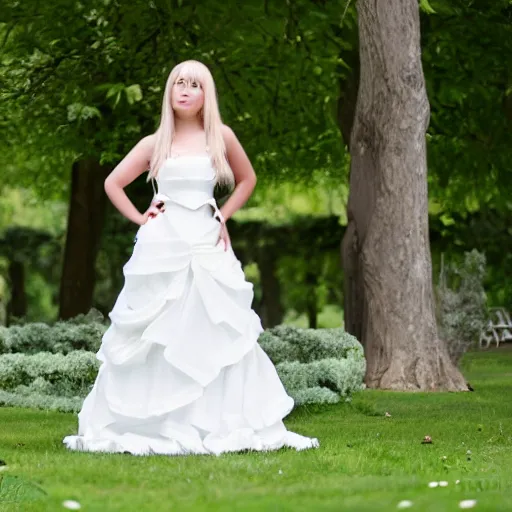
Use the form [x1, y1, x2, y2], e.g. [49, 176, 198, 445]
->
[306, 269, 318, 329]
[7, 260, 27, 322]
[59, 158, 110, 319]
[341, 0, 467, 390]
[257, 247, 284, 328]
[337, 50, 359, 151]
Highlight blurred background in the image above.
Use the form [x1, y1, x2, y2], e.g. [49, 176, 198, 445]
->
[1, 0, 511, 330]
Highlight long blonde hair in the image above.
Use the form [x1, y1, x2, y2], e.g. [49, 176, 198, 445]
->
[148, 60, 234, 188]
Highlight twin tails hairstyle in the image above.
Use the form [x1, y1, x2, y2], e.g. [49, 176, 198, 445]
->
[148, 60, 235, 188]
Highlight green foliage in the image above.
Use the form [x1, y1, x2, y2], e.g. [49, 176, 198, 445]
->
[0, 188, 66, 322]
[419, 0, 436, 14]
[0, 390, 82, 413]
[278, 249, 343, 322]
[436, 250, 488, 365]
[234, 170, 349, 225]
[259, 325, 366, 404]
[0, 351, 99, 396]
[0, 321, 364, 410]
[1, 0, 350, 197]
[22, 272, 58, 323]
[0, 316, 106, 355]
[0, 227, 53, 264]
[261, 325, 363, 363]
[0, 188, 67, 236]
[422, 0, 512, 212]
[284, 304, 343, 329]
[430, 207, 512, 307]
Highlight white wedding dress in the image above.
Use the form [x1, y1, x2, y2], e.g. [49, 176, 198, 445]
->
[63, 155, 319, 456]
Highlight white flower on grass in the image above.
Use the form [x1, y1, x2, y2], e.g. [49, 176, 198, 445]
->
[0, 466, 8, 472]
[459, 499, 477, 509]
[62, 501, 81, 510]
[278, 469, 283, 475]
[428, 481, 439, 488]
[439, 481, 448, 487]
[441, 455, 447, 461]
[397, 500, 413, 508]
[456, 480, 461, 484]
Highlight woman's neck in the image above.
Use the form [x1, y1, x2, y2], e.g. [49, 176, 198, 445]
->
[174, 115, 203, 132]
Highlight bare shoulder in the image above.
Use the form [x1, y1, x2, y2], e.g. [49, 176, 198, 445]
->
[139, 133, 157, 156]
[220, 124, 254, 181]
[105, 134, 157, 187]
[221, 124, 237, 148]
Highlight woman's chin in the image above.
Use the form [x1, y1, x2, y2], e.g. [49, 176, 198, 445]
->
[174, 110, 201, 120]
[173, 104, 200, 115]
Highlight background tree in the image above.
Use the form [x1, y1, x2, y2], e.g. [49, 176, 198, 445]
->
[342, 0, 467, 391]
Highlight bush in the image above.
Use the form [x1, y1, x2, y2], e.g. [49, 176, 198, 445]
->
[436, 250, 488, 365]
[0, 351, 99, 397]
[0, 323, 365, 411]
[0, 389, 82, 412]
[0, 318, 106, 355]
[260, 325, 366, 405]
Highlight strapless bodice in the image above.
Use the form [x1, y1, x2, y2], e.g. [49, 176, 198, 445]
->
[154, 156, 216, 208]
[144, 156, 222, 246]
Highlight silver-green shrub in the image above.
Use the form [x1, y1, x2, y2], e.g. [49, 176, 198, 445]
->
[0, 351, 99, 397]
[0, 321, 105, 355]
[436, 250, 488, 365]
[0, 389, 82, 412]
[0, 324, 365, 410]
[259, 326, 366, 405]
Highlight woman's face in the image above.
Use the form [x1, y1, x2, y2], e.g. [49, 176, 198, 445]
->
[171, 76, 204, 118]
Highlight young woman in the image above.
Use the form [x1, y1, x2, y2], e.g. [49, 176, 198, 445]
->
[63, 60, 319, 456]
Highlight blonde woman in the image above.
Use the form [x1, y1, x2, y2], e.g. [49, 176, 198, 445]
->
[63, 60, 319, 456]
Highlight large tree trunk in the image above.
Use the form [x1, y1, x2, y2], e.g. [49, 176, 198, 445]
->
[306, 269, 318, 329]
[257, 247, 284, 328]
[7, 260, 27, 322]
[341, 0, 467, 391]
[59, 159, 110, 319]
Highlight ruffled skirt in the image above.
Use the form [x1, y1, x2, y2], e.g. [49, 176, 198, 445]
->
[63, 207, 319, 455]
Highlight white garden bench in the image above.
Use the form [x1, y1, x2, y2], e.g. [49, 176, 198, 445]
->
[479, 307, 512, 349]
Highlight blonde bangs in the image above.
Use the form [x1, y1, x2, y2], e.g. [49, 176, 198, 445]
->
[149, 60, 235, 189]
[175, 61, 208, 87]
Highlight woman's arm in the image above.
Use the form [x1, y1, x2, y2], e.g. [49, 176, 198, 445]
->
[104, 135, 157, 226]
[219, 125, 257, 222]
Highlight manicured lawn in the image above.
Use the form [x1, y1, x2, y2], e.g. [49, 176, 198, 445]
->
[1, 349, 511, 511]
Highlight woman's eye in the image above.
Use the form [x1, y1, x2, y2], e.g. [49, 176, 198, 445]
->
[191, 82, 199, 88]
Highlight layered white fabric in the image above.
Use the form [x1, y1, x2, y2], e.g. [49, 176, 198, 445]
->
[63, 156, 319, 456]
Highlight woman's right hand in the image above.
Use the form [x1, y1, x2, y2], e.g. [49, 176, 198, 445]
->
[138, 200, 165, 225]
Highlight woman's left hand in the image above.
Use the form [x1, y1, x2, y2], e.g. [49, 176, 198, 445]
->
[217, 222, 231, 251]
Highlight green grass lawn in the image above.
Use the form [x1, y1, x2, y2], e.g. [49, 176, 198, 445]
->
[1, 349, 511, 512]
